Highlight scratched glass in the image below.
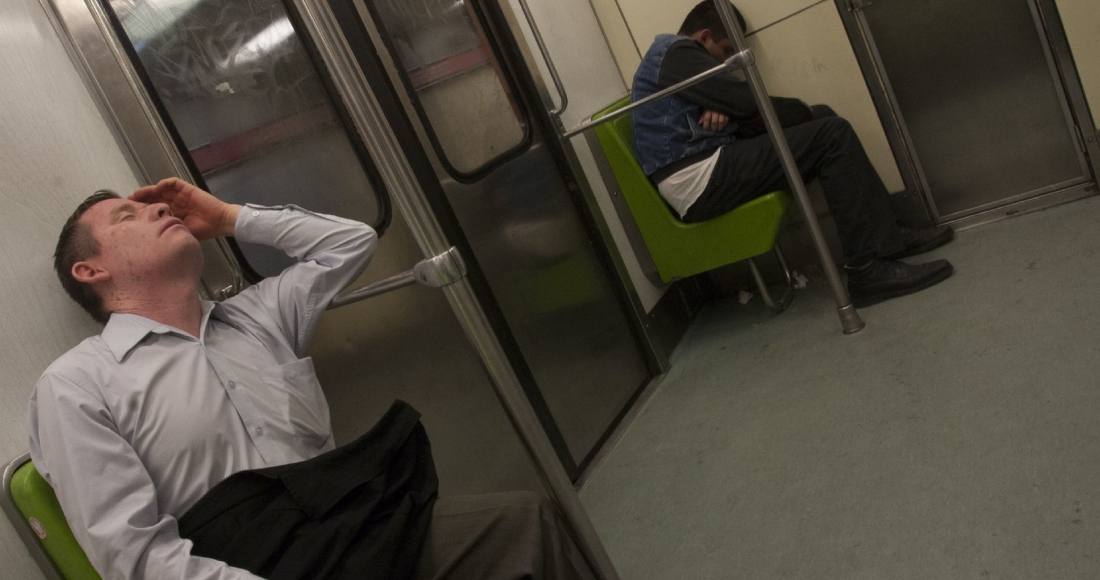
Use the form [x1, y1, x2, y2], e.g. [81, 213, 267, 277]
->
[372, 0, 528, 176]
[105, 0, 386, 277]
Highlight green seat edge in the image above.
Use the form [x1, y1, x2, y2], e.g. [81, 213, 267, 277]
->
[592, 97, 792, 284]
[10, 461, 102, 580]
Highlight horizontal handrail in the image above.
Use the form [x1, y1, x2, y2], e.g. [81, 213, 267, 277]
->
[330, 271, 417, 308]
[329, 246, 466, 309]
[560, 49, 755, 139]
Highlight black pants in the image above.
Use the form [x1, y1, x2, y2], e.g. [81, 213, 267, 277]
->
[413, 492, 596, 580]
[681, 105, 905, 264]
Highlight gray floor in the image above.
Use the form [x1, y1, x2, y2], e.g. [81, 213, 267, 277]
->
[580, 197, 1100, 579]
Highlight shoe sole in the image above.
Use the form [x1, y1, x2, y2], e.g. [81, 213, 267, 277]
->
[886, 228, 955, 260]
[850, 262, 955, 308]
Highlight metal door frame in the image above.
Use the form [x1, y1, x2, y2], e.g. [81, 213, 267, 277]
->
[835, 0, 1100, 229]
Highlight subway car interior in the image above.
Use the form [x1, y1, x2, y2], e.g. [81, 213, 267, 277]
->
[2, 0, 1100, 578]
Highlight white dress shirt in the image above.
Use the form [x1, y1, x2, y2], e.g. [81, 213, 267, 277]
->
[28, 204, 377, 580]
[656, 148, 722, 218]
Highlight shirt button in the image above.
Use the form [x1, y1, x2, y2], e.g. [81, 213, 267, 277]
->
[227, 381, 236, 389]
[254, 426, 264, 436]
[251, 210, 260, 217]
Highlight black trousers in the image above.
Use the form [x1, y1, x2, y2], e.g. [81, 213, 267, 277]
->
[681, 105, 905, 264]
[413, 492, 597, 580]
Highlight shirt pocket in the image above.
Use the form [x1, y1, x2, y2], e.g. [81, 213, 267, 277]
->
[261, 357, 332, 448]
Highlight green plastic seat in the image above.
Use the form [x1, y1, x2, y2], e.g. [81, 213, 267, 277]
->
[592, 97, 793, 285]
[3, 455, 101, 580]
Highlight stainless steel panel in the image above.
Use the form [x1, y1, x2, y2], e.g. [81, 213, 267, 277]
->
[105, 0, 385, 276]
[359, 0, 650, 466]
[861, 0, 1090, 218]
[307, 214, 543, 495]
[441, 145, 649, 465]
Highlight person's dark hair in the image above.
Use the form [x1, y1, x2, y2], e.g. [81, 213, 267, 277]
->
[54, 190, 120, 324]
[678, 1, 746, 41]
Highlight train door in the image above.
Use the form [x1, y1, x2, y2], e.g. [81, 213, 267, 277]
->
[843, 0, 1099, 225]
[65, 0, 655, 490]
[328, 0, 655, 474]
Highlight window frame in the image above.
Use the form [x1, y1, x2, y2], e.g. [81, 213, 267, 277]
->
[363, 0, 535, 184]
[99, 0, 394, 282]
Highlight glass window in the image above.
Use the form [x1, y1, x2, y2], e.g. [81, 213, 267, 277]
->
[371, 0, 530, 178]
[104, 0, 389, 278]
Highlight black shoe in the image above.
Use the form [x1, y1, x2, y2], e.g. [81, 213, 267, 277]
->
[846, 258, 954, 307]
[885, 225, 955, 259]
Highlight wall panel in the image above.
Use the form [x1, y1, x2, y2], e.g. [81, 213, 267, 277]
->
[1054, 0, 1100, 130]
[749, 2, 905, 192]
[0, 0, 142, 577]
[615, 0, 820, 49]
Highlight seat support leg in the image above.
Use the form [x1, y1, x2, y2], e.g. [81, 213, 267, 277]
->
[748, 245, 795, 312]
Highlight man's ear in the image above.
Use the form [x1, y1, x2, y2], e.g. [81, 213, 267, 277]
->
[698, 29, 712, 44]
[72, 261, 111, 286]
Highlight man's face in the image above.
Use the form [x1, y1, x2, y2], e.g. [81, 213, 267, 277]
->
[76, 198, 202, 288]
[703, 34, 736, 62]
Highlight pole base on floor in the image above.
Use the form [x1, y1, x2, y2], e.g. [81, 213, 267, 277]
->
[838, 304, 865, 334]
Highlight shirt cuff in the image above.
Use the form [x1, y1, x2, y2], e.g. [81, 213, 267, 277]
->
[233, 204, 283, 246]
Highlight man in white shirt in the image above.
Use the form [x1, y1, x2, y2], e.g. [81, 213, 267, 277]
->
[30, 178, 593, 579]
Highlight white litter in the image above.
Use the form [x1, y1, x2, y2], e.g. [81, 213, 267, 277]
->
[793, 271, 810, 290]
[738, 290, 754, 305]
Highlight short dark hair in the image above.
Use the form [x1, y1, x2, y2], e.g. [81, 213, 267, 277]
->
[54, 190, 120, 324]
[678, 1, 747, 41]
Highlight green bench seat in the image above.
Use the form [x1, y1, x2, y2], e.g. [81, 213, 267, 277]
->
[591, 97, 795, 309]
[3, 454, 101, 580]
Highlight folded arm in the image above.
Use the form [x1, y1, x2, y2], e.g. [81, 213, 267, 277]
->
[658, 38, 813, 137]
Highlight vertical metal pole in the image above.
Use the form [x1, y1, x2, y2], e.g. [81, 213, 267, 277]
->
[291, 1, 621, 577]
[712, 0, 865, 334]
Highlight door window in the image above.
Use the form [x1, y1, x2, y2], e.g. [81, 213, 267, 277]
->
[370, 0, 531, 180]
[104, 0, 390, 278]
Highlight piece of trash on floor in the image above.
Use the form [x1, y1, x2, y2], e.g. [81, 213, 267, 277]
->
[793, 271, 810, 290]
[738, 290, 754, 305]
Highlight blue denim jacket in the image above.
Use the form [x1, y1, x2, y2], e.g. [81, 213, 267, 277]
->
[631, 35, 736, 176]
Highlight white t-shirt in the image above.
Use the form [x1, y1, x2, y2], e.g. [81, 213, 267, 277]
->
[656, 148, 722, 219]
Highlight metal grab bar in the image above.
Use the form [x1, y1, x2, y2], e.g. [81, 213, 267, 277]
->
[560, 49, 755, 139]
[329, 247, 466, 309]
[710, 0, 864, 333]
[514, 0, 569, 119]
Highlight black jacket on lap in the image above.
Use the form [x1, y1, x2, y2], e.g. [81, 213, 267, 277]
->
[178, 401, 438, 580]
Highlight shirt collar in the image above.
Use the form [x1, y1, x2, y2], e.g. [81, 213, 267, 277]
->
[101, 302, 222, 362]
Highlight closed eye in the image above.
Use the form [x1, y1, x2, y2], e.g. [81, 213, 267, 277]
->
[109, 201, 139, 223]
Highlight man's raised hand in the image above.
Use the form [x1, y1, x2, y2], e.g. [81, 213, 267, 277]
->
[130, 178, 241, 240]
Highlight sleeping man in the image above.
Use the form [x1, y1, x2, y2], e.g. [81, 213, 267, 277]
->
[30, 178, 593, 579]
[633, 1, 955, 306]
